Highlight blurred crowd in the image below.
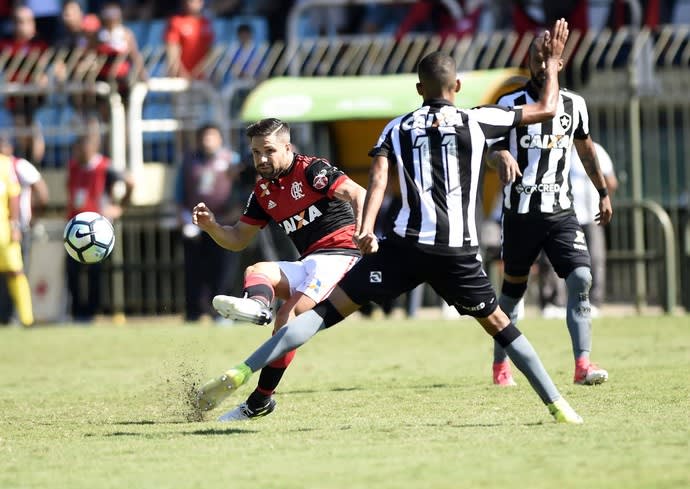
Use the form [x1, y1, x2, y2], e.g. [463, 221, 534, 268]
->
[1, 1, 686, 46]
[0, 0, 686, 163]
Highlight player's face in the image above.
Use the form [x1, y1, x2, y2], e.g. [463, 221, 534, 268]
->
[528, 45, 547, 87]
[250, 133, 292, 179]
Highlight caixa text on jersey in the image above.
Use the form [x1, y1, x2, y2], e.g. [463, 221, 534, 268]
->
[279, 205, 324, 234]
[519, 134, 571, 149]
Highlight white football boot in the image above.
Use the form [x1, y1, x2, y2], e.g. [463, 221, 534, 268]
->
[212, 295, 272, 325]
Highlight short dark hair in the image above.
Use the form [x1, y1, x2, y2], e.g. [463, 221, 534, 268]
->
[246, 118, 290, 139]
[417, 52, 457, 92]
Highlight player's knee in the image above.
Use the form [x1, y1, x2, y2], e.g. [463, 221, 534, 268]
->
[566, 266, 592, 293]
[244, 262, 268, 277]
[501, 280, 527, 299]
[313, 300, 344, 329]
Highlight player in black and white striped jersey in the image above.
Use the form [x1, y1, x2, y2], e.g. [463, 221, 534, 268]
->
[488, 34, 613, 387]
[197, 20, 586, 424]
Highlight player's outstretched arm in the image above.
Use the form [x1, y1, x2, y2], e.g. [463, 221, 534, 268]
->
[332, 178, 367, 237]
[520, 18, 569, 126]
[574, 137, 613, 225]
[357, 155, 389, 254]
[192, 202, 260, 251]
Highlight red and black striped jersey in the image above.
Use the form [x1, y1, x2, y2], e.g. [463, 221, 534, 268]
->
[240, 154, 359, 258]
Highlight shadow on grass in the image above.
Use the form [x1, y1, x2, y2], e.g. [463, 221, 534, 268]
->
[435, 421, 546, 428]
[283, 386, 363, 395]
[284, 383, 453, 395]
[111, 420, 189, 425]
[188, 428, 257, 435]
[113, 420, 155, 425]
[93, 427, 257, 437]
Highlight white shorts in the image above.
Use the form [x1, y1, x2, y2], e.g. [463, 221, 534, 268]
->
[277, 253, 360, 303]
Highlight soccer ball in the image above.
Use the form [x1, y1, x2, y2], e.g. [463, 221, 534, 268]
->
[63, 212, 115, 264]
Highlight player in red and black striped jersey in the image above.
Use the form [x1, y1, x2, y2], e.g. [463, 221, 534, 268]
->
[242, 153, 360, 259]
[193, 118, 365, 421]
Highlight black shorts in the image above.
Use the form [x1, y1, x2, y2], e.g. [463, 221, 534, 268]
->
[501, 211, 591, 278]
[339, 238, 498, 318]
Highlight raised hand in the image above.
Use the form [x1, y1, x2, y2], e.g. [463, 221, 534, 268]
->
[192, 202, 216, 231]
[543, 18, 569, 61]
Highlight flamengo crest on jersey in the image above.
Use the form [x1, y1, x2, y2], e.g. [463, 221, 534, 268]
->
[240, 154, 357, 257]
[495, 84, 590, 215]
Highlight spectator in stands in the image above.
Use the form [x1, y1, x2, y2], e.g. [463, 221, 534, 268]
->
[296, 0, 349, 37]
[0, 6, 48, 163]
[395, 0, 485, 41]
[54, 1, 103, 116]
[92, 2, 147, 103]
[175, 123, 245, 322]
[512, 1, 588, 35]
[24, 0, 61, 43]
[0, 134, 48, 325]
[230, 23, 260, 78]
[165, 0, 215, 79]
[57, 0, 94, 51]
[65, 130, 133, 322]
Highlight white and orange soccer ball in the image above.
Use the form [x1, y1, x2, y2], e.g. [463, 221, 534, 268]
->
[63, 212, 115, 264]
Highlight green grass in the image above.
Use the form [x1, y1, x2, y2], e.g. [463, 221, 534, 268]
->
[1, 314, 689, 489]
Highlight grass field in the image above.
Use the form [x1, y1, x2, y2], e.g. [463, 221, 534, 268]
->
[1, 314, 689, 489]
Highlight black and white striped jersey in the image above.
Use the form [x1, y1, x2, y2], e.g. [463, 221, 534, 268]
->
[369, 98, 522, 256]
[494, 82, 590, 215]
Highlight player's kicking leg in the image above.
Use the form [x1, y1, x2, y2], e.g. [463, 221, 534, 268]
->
[212, 262, 276, 325]
[213, 255, 358, 421]
[197, 287, 359, 412]
[216, 294, 311, 422]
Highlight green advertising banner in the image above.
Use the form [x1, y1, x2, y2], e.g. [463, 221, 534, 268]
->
[240, 68, 525, 122]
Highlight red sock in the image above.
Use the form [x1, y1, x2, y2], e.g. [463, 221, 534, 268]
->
[269, 349, 296, 369]
[244, 273, 274, 307]
[256, 350, 297, 396]
[575, 356, 590, 370]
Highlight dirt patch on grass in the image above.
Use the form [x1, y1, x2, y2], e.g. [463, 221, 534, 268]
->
[165, 361, 205, 422]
